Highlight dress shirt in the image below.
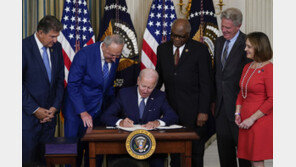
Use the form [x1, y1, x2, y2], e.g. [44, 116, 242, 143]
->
[100, 43, 111, 70]
[34, 33, 51, 69]
[173, 44, 185, 58]
[33, 33, 52, 114]
[221, 31, 240, 60]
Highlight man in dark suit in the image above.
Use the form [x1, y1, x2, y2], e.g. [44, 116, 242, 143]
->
[63, 34, 124, 166]
[213, 8, 252, 167]
[101, 68, 178, 167]
[22, 15, 64, 166]
[156, 19, 212, 167]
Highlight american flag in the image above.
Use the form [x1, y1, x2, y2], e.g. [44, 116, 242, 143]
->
[188, 0, 219, 57]
[140, 0, 177, 69]
[98, 0, 140, 93]
[58, 0, 95, 86]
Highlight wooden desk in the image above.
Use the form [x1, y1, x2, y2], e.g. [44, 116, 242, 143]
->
[82, 127, 199, 167]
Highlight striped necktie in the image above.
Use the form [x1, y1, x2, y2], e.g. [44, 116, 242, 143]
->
[221, 40, 230, 68]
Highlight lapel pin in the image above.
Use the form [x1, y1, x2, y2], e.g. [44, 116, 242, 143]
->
[185, 49, 189, 52]
[50, 49, 53, 52]
[150, 98, 154, 100]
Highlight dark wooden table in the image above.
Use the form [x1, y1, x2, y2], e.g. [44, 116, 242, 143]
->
[82, 127, 199, 167]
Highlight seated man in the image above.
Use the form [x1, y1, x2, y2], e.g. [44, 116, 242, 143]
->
[101, 68, 178, 167]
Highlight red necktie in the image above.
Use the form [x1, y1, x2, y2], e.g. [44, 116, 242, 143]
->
[174, 47, 180, 66]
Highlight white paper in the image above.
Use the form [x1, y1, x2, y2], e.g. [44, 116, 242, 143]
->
[116, 124, 150, 131]
[157, 124, 184, 129]
[116, 124, 184, 131]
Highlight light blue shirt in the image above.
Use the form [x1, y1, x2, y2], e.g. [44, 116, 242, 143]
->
[221, 31, 240, 60]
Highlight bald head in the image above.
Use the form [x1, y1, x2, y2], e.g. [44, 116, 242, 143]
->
[137, 69, 159, 98]
[138, 68, 159, 83]
[171, 19, 191, 47]
[172, 19, 191, 34]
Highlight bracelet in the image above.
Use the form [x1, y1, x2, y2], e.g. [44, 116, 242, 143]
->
[235, 112, 240, 116]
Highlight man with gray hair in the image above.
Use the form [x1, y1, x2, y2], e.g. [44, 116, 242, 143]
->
[63, 34, 124, 166]
[212, 8, 251, 167]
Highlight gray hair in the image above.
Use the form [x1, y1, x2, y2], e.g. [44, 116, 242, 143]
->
[221, 8, 243, 27]
[138, 68, 159, 84]
[103, 34, 125, 47]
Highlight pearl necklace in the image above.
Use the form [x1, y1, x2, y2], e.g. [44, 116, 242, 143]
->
[241, 62, 262, 99]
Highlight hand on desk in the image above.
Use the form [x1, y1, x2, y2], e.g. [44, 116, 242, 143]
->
[119, 118, 134, 127]
[142, 120, 160, 130]
[80, 111, 93, 128]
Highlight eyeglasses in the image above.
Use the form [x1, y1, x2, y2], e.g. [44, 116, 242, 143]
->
[171, 33, 188, 39]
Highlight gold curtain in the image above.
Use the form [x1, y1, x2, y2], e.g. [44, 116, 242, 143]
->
[22, 0, 104, 40]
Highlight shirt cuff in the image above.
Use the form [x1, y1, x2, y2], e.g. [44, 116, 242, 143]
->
[32, 107, 40, 114]
[158, 119, 165, 126]
[115, 119, 123, 126]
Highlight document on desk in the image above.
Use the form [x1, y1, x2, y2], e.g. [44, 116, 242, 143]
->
[116, 124, 184, 131]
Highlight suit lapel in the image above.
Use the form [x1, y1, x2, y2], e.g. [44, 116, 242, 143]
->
[142, 90, 156, 121]
[167, 42, 175, 67]
[31, 36, 51, 84]
[49, 47, 55, 85]
[133, 87, 141, 121]
[177, 42, 190, 67]
[223, 32, 244, 70]
[91, 43, 103, 86]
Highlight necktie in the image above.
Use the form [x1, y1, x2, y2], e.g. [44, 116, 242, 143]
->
[42, 47, 51, 83]
[139, 98, 145, 119]
[221, 40, 230, 68]
[174, 47, 180, 66]
[103, 61, 109, 83]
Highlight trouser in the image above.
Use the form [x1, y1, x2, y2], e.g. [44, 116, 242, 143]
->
[65, 113, 103, 167]
[215, 103, 251, 167]
[170, 124, 208, 167]
[22, 118, 56, 167]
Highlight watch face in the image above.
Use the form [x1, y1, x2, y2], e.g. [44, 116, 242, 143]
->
[125, 129, 156, 160]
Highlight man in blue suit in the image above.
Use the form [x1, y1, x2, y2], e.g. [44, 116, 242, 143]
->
[22, 15, 64, 166]
[101, 68, 178, 167]
[63, 34, 124, 166]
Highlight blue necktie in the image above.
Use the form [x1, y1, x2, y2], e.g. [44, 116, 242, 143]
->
[139, 98, 145, 119]
[42, 47, 51, 83]
[103, 61, 109, 84]
[221, 40, 230, 68]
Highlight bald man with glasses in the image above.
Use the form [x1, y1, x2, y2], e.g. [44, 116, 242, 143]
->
[156, 19, 213, 167]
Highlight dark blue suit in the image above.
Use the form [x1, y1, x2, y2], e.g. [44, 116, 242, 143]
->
[63, 42, 119, 166]
[101, 86, 178, 167]
[101, 86, 178, 126]
[22, 35, 65, 165]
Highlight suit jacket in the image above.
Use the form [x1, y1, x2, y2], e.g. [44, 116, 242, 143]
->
[63, 42, 119, 120]
[101, 86, 178, 126]
[22, 35, 65, 130]
[214, 31, 252, 121]
[156, 39, 212, 128]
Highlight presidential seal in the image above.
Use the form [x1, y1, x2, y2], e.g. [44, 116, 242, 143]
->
[125, 129, 156, 160]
